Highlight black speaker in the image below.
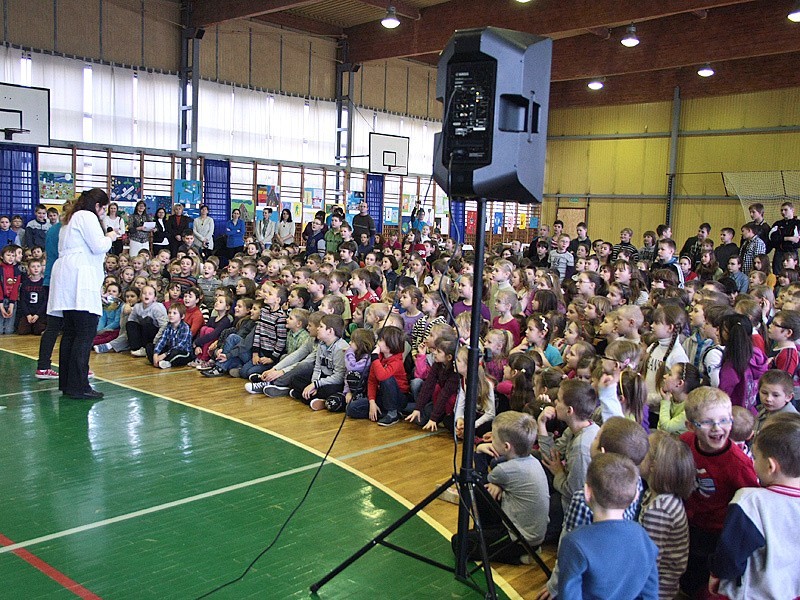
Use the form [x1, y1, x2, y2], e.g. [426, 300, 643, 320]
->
[433, 27, 552, 204]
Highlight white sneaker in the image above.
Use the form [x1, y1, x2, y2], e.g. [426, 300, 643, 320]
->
[158, 360, 172, 369]
[130, 348, 147, 357]
[245, 381, 268, 394]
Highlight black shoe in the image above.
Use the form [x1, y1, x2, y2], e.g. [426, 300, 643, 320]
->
[202, 366, 226, 377]
[248, 373, 262, 383]
[65, 389, 104, 400]
[289, 389, 301, 400]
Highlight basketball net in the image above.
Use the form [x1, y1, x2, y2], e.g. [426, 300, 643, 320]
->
[723, 170, 800, 224]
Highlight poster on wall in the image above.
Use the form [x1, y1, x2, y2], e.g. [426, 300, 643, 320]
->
[435, 196, 448, 217]
[505, 213, 515, 232]
[291, 202, 302, 222]
[466, 211, 477, 235]
[493, 212, 503, 235]
[519, 212, 528, 230]
[174, 179, 202, 207]
[39, 172, 74, 201]
[257, 184, 280, 209]
[232, 198, 254, 222]
[401, 216, 412, 233]
[111, 176, 141, 204]
[303, 188, 324, 211]
[529, 216, 539, 229]
[384, 206, 399, 226]
[346, 191, 364, 226]
[144, 195, 172, 216]
[401, 194, 417, 215]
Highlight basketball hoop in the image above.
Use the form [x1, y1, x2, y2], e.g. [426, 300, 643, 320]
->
[1, 127, 30, 141]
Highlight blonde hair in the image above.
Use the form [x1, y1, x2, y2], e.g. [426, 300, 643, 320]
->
[485, 328, 513, 360]
[457, 346, 492, 414]
[685, 387, 732, 423]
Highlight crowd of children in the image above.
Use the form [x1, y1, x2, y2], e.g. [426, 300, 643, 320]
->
[7, 199, 800, 599]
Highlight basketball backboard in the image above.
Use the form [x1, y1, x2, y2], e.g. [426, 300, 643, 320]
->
[369, 132, 409, 176]
[0, 82, 50, 146]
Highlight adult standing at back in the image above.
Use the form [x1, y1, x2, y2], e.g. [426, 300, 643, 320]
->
[225, 208, 245, 259]
[48, 189, 116, 399]
[166, 203, 191, 256]
[192, 204, 215, 258]
[128, 200, 151, 258]
[352, 200, 376, 245]
[102, 202, 125, 255]
[769, 202, 800, 274]
[255, 207, 276, 250]
[276, 208, 295, 246]
[680, 223, 711, 268]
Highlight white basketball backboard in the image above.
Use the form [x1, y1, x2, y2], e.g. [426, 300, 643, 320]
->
[369, 132, 409, 176]
[0, 82, 50, 146]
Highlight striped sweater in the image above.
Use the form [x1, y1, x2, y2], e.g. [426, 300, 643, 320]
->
[252, 306, 287, 362]
[639, 490, 689, 600]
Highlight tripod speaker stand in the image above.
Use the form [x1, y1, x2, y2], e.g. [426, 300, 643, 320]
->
[312, 26, 552, 599]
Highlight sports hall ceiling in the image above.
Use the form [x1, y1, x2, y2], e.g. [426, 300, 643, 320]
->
[189, 0, 800, 108]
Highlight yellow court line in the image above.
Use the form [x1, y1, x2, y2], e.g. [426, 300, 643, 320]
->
[3, 347, 524, 600]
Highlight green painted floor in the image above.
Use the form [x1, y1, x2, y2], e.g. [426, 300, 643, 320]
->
[0, 350, 505, 599]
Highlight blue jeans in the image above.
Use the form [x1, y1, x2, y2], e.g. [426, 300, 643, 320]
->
[216, 334, 244, 371]
[346, 377, 409, 419]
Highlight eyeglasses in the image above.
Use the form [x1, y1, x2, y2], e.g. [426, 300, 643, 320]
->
[691, 418, 733, 430]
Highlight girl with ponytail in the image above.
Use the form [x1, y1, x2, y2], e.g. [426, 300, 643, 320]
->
[642, 305, 689, 412]
[718, 313, 769, 414]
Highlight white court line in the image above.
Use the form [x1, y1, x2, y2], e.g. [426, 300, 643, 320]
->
[0, 387, 60, 399]
[0, 430, 436, 555]
[0, 462, 321, 554]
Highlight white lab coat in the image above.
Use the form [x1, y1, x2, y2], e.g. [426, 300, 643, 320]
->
[47, 211, 112, 317]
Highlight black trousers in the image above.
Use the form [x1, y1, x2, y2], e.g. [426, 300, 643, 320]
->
[37, 310, 63, 371]
[59, 310, 99, 396]
[127, 320, 160, 350]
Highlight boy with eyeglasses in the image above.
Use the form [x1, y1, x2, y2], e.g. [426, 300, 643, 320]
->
[678, 387, 758, 598]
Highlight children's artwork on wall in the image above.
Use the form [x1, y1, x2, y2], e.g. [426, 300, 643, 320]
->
[174, 179, 202, 207]
[435, 196, 448, 217]
[111, 176, 141, 204]
[257, 184, 280, 209]
[529, 215, 539, 229]
[401, 194, 417, 214]
[493, 212, 503, 234]
[232, 198, 254, 222]
[346, 191, 364, 226]
[39, 172, 74, 201]
[384, 206, 399, 226]
[466, 211, 477, 235]
[291, 202, 302, 222]
[304, 188, 324, 211]
[144, 195, 172, 216]
[519, 212, 527, 230]
[401, 216, 412, 233]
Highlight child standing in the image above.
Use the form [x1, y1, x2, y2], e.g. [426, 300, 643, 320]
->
[638, 431, 695, 600]
[348, 325, 409, 426]
[709, 413, 800, 600]
[642, 305, 689, 414]
[658, 362, 702, 434]
[148, 303, 193, 369]
[679, 387, 759, 597]
[16, 257, 47, 335]
[754, 369, 799, 436]
[719, 313, 769, 414]
[0, 244, 21, 334]
[558, 453, 658, 599]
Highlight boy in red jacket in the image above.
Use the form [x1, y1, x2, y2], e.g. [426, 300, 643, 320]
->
[346, 325, 409, 427]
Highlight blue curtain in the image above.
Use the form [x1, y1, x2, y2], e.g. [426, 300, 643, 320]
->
[0, 144, 39, 220]
[450, 199, 465, 242]
[203, 159, 230, 237]
[366, 174, 384, 234]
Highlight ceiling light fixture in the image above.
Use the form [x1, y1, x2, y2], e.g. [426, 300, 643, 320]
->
[587, 78, 605, 91]
[621, 24, 640, 47]
[515, 0, 533, 3]
[381, 6, 400, 29]
[789, 2, 800, 22]
[697, 63, 715, 77]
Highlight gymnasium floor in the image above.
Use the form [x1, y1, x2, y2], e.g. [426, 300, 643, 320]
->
[0, 338, 553, 599]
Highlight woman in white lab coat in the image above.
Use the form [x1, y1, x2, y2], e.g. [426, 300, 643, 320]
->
[48, 188, 117, 399]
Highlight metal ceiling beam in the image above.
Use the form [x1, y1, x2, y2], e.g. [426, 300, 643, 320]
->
[345, 0, 757, 63]
[356, 0, 420, 21]
[191, 0, 324, 28]
[253, 12, 344, 37]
